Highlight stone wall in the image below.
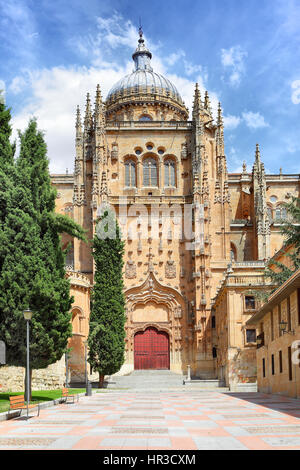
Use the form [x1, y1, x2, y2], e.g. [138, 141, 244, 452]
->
[0, 356, 66, 392]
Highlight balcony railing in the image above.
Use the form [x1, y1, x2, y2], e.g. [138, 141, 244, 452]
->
[106, 120, 193, 129]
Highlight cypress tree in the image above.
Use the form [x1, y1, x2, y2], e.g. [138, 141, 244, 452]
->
[88, 208, 126, 388]
[0, 93, 15, 227]
[0, 118, 86, 399]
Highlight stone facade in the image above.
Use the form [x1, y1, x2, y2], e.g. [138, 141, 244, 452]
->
[49, 31, 299, 383]
[4, 31, 299, 390]
[211, 263, 273, 389]
[247, 268, 300, 398]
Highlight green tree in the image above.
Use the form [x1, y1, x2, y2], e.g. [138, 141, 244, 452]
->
[88, 208, 126, 388]
[265, 196, 300, 286]
[0, 118, 86, 399]
[0, 93, 15, 227]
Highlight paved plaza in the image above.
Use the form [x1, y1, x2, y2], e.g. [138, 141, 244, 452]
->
[0, 390, 300, 450]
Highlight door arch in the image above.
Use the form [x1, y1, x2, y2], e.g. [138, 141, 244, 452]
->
[134, 327, 170, 370]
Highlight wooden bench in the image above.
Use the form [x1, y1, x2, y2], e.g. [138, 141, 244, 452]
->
[61, 388, 79, 404]
[9, 395, 40, 418]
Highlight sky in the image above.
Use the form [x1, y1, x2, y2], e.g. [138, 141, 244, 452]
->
[0, 0, 300, 174]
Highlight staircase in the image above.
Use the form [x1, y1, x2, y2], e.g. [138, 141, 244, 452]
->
[103, 370, 229, 392]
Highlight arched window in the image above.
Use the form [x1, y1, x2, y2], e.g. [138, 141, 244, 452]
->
[164, 159, 176, 187]
[139, 115, 152, 121]
[71, 309, 80, 334]
[125, 159, 136, 187]
[143, 157, 158, 187]
[275, 205, 288, 221]
[267, 206, 273, 221]
[275, 207, 281, 220]
[65, 241, 74, 270]
[281, 206, 287, 220]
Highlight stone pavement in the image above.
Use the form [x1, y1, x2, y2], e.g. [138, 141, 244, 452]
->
[0, 390, 300, 450]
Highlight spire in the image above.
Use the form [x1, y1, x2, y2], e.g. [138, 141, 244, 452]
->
[94, 84, 105, 128]
[84, 93, 93, 130]
[132, 26, 153, 71]
[204, 91, 212, 116]
[95, 84, 102, 107]
[255, 143, 261, 163]
[216, 102, 225, 156]
[217, 102, 224, 127]
[75, 105, 82, 136]
[192, 83, 203, 120]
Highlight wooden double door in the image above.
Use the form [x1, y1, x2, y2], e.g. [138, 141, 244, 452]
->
[134, 327, 170, 370]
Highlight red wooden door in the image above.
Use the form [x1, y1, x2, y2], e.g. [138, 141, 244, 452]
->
[134, 327, 170, 370]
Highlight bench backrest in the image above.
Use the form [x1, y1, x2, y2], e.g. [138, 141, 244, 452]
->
[9, 395, 25, 409]
[62, 388, 69, 397]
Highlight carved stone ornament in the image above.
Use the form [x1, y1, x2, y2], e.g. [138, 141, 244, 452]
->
[125, 260, 137, 279]
[165, 260, 176, 279]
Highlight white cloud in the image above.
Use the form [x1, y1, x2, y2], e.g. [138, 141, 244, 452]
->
[11, 65, 129, 173]
[165, 50, 185, 66]
[242, 111, 269, 129]
[221, 46, 247, 87]
[291, 80, 300, 104]
[0, 80, 5, 103]
[183, 60, 203, 77]
[223, 114, 241, 130]
[9, 75, 28, 94]
[9, 12, 216, 173]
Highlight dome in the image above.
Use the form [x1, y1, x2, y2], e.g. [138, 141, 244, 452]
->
[106, 70, 183, 105]
[105, 28, 188, 118]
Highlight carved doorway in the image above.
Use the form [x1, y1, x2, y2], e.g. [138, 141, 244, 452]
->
[134, 327, 170, 370]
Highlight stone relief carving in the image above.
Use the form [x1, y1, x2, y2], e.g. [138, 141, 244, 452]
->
[125, 260, 137, 279]
[165, 260, 176, 279]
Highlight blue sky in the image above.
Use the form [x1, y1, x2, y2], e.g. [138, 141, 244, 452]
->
[0, 0, 300, 174]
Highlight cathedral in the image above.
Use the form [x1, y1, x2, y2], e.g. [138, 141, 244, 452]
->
[52, 30, 300, 389]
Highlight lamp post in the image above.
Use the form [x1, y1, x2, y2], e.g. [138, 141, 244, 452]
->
[84, 340, 88, 390]
[23, 309, 33, 420]
[279, 321, 295, 335]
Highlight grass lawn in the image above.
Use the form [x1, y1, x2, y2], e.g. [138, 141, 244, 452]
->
[0, 389, 85, 414]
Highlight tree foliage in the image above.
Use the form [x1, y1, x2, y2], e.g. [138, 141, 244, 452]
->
[265, 196, 300, 286]
[0, 116, 86, 397]
[88, 208, 126, 387]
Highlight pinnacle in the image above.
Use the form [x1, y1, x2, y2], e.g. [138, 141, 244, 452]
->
[217, 102, 223, 126]
[204, 91, 212, 115]
[255, 143, 261, 162]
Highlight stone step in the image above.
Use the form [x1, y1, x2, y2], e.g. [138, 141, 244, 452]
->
[103, 371, 229, 391]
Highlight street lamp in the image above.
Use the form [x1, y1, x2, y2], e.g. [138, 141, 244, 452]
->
[23, 309, 33, 420]
[279, 320, 295, 335]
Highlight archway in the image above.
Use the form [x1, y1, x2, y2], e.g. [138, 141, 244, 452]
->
[134, 327, 170, 370]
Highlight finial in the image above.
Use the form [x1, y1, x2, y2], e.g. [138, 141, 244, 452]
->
[217, 102, 223, 126]
[242, 161, 247, 173]
[255, 143, 261, 162]
[132, 23, 152, 71]
[138, 17, 143, 40]
[76, 105, 81, 123]
[192, 83, 203, 119]
[84, 92, 93, 129]
[204, 91, 212, 115]
[96, 84, 102, 101]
